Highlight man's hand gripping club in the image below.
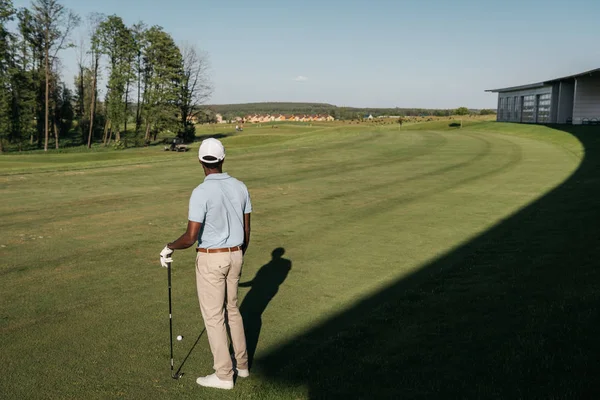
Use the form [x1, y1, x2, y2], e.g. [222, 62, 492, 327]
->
[160, 245, 174, 268]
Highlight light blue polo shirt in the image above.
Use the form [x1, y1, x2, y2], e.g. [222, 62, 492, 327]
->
[188, 173, 252, 249]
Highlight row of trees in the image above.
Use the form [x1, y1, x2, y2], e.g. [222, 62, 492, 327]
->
[210, 102, 336, 117]
[0, 0, 211, 152]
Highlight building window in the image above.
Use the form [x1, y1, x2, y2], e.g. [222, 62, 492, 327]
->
[499, 97, 509, 121]
[537, 93, 551, 123]
[522, 95, 536, 123]
[507, 97, 514, 121]
[514, 96, 520, 121]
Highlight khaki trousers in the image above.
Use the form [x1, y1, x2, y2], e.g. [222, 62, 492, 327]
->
[195, 250, 248, 380]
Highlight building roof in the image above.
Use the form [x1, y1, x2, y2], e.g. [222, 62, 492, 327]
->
[486, 67, 600, 93]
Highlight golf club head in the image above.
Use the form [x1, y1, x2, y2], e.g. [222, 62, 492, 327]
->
[172, 372, 184, 380]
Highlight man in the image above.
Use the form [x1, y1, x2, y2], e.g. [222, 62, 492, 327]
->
[159, 138, 252, 390]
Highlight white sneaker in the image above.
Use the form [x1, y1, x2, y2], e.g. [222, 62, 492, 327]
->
[237, 368, 250, 378]
[196, 373, 233, 390]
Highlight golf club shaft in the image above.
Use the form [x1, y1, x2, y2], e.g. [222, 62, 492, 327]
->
[168, 262, 174, 376]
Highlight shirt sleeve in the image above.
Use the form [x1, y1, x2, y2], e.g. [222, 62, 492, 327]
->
[243, 184, 252, 214]
[188, 187, 207, 223]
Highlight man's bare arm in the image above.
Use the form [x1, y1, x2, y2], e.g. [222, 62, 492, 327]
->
[167, 221, 202, 250]
[242, 213, 251, 254]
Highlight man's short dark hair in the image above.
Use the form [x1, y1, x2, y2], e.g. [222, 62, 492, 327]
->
[201, 157, 223, 169]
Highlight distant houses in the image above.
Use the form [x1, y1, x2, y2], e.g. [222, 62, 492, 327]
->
[186, 112, 335, 124]
[216, 113, 335, 124]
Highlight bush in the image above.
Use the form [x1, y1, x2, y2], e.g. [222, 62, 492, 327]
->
[455, 107, 469, 116]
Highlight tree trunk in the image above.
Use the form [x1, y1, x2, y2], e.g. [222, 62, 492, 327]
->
[44, 38, 50, 152]
[79, 65, 85, 144]
[124, 80, 130, 135]
[103, 119, 110, 145]
[35, 59, 43, 149]
[87, 55, 98, 149]
[152, 123, 158, 141]
[107, 122, 113, 145]
[135, 52, 142, 132]
[144, 121, 150, 142]
[54, 119, 59, 149]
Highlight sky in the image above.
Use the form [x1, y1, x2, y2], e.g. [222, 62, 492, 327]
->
[10, 0, 600, 108]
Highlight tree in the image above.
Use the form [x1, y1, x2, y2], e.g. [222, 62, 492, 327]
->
[480, 109, 496, 116]
[0, 1, 15, 72]
[16, 6, 45, 148]
[221, 112, 234, 124]
[31, 0, 79, 151]
[97, 15, 134, 145]
[52, 81, 73, 139]
[177, 43, 211, 142]
[73, 66, 94, 141]
[455, 107, 469, 116]
[86, 12, 103, 148]
[0, 0, 15, 152]
[131, 21, 146, 134]
[9, 58, 37, 149]
[121, 24, 137, 137]
[329, 108, 339, 120]
[73, 29, 87, 143]
[141, 26, 182, 142]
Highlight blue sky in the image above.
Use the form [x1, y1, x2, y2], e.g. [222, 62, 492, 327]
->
[11, 0, 600, 108]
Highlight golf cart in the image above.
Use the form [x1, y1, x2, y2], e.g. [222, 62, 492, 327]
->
[164, 138, 190, 152]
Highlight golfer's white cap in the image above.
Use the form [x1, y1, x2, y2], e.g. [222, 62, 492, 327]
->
[198, 138, 225, 163]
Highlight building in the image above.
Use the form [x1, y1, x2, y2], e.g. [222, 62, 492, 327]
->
[486, 68, 600, 125]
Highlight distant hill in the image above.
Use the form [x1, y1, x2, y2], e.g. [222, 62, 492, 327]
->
[206, 102, 484, 119]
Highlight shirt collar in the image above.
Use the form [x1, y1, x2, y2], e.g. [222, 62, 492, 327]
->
[204, 172, 230, 181]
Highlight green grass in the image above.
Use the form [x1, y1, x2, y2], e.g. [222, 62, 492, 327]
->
[1, 120, 599, 399]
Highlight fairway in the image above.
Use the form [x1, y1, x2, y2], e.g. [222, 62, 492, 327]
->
[2, 120, 599, 399]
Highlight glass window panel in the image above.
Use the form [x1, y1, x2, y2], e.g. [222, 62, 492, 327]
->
[537, 92, 551, 123]
[522, 95, 536, 123]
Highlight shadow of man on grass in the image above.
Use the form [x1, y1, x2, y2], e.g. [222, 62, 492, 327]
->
[240, 247, 292, 366]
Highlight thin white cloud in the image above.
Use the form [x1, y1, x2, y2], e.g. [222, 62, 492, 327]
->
[293, 76, 308, 82]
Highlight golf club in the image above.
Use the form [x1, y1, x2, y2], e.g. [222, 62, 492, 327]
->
[173, 328, 206, 379]
[167, 261, 183, 380]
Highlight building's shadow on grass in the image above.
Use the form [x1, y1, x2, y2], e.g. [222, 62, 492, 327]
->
[255, 125, 600, 399]
[240, 248, 292, 367]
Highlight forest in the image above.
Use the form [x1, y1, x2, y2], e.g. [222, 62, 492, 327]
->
[0, 0, 210, 152]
